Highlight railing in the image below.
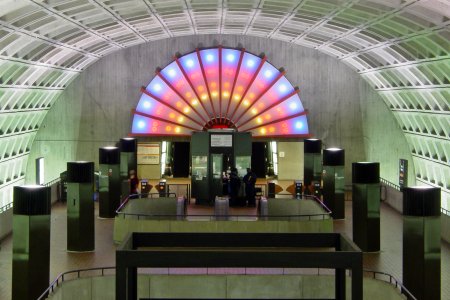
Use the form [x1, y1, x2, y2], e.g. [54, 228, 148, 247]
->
[0, 202, 13, 214]
[380, 177, 401, 191]
[116, 192, 178, 213]
[116, 193, 331, 221]
[363, 269, 417, 300]
[168, 183, 191, 203]
[36, 266, 116, 300]
[37, 266, 416, 300]
[43, 177, 60, 187]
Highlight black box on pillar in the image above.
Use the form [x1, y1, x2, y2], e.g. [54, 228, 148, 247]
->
[119, 138, 137, 198]
[99, 147, 120, 218]
[322, 148, 345, 219]
[403, 186, 441, 300]
[12, 185, 51, 300]
[304, 139, 322, 187]
[352, 162, 380, 252]
[66, 161, 95, 252]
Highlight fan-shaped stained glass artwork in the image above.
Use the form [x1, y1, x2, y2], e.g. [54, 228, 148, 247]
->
[131, 46, 310, 138]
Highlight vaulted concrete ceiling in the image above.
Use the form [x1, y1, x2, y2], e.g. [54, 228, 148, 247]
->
[0, 0, 448, 208]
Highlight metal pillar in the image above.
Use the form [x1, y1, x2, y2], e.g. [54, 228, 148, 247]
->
[303, 139, 322, 187]
[403, 186, 441, 300]
[99, 147, 120, 218]
[119, 138, 137, 198]
[352, 162, 380, 252]
[323, 148, 345, 219]
[67, 161, 95, 251]
[12, 185, 51, 300]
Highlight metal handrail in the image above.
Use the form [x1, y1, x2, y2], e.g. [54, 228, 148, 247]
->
[43, 177, 60, 187]
[116, 194, 331, 220]
[363, 269, 417, 300]
[116, 192, 178, 213]
[380, 177, 401, 191]
[37, 266, 417, 300]
[36, 266, 116, 300]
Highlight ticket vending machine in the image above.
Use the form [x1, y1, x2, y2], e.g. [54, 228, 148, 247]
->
[294, 180, 303, 199]
[191, 130, 251, 205]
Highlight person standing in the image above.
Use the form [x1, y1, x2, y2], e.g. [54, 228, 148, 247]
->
[243, 168, 257, 207]
[228, 167, 241, 207]
[129, 170, 140, 198]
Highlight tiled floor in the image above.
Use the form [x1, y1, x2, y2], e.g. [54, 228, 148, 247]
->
[0, 200, 449, 299]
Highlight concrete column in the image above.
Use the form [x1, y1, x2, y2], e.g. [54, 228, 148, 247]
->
[323, 148, 345, 219]
[303, 139, 322, 187]
[99, 147, 120, 218]
[12, 185, 51, 300]
[403, 186, 441, 300]
[352, 162, 380, 252]
[67, 161, 95, 251]
[119, 138, 137, 198]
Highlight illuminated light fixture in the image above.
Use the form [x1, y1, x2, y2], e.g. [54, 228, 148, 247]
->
[168, 69, 176, 77]
[166, 126, 172, 131]
[226, 54, 235, 62]
[186, 59, 194, 67]
[153, 83, 162, 92]
[132, 47, 309, 138]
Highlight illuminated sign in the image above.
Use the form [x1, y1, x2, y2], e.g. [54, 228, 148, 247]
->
[131, 46, 310, 138]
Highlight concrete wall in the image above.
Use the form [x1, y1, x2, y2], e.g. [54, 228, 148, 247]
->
[277, 142, 303, 180]
[46, 274, 407, 300]
[26, 35, 409, 187]
[0, 206, 12, 240]
[113, 217, 333, 244]
[359, 82, 416, 186]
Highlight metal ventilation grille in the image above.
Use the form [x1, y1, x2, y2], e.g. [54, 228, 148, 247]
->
[131, 47, 309, 138]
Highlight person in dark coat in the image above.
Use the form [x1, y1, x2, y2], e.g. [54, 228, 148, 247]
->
[228, 167, 241, 207]
[243, 168, 257, 207]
